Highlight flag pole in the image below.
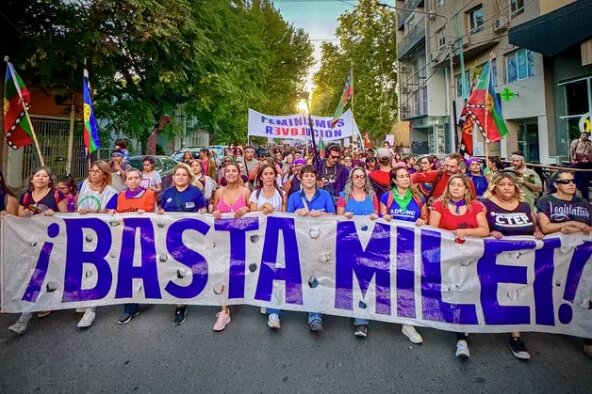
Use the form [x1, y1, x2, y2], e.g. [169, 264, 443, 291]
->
[484, 53, 494, 167]
[4, 57, 45, 167]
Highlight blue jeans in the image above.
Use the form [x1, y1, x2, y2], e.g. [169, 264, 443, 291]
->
[308, 312, 322, 325]
[124, 303, 139, 315]
[354, 318, 369, 326]
[267, 308, 281, 315]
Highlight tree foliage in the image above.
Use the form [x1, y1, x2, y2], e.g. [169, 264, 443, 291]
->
[1, 0, 313, 148]
[312, 0, 398, 142]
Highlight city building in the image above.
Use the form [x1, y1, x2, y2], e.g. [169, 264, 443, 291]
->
[397, 0, 592, 163]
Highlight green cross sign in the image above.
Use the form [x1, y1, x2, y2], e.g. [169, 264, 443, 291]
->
[500, 87, 518, 102]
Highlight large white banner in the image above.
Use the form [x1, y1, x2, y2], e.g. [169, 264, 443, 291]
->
[247, 108, 359, 141]
[2, 213, 592, 337]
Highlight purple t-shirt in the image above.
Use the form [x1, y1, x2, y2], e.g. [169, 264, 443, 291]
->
[482, 198, 535, 236]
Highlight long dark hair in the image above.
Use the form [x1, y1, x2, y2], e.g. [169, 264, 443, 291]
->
[255, 164, 284, 205]
[26, 166, 57, 193]
[58, 175, 78, 195]
[0, 170, 14, 197]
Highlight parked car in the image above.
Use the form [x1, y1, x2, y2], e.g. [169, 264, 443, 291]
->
[128, 155, 179, 200]
[171, 146, 227, 166]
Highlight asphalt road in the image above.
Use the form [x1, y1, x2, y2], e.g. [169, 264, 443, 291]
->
[0, 305, 590, 393]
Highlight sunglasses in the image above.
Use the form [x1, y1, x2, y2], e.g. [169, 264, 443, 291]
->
[556, 179, 575, 185]
[352, 174, 366, 180]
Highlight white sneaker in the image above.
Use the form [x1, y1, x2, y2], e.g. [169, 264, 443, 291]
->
[8, 313, 32, 335]
[456, 340, 470, 360]
[260, 307, 267, 315]
[402, 325, 423, 344]
[267, 313, 280, 329]
[77, 310, 96, 328]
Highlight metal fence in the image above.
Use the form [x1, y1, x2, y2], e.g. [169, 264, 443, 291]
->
[22, 118, 87, 182]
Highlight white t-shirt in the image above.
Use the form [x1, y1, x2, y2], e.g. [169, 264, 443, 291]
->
[76, 180, 118, 212]
[141, 171, 162, 190]
[249, 188, 283, 211]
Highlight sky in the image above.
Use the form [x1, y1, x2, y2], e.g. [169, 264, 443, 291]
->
[273, 0, 356, 89]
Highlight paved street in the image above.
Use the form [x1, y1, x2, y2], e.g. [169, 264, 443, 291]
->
[0, 304, 590, 393]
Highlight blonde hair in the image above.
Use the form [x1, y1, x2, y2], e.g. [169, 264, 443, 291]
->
[440, 174, 475, 211]
[173, 163, 195, 185]
[483, 171, 524, 202]
[89, 160, 112, 188]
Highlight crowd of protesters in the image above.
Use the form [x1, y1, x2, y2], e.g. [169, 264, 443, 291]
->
[1, 139, 591, 362]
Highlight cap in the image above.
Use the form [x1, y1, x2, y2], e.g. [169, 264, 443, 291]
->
[376, 148, 392, 160]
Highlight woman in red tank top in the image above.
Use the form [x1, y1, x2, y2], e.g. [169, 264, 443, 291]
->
[429, 174, 489, 361]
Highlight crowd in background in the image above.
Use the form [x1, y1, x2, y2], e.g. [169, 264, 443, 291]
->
[0, 138, 591, 362]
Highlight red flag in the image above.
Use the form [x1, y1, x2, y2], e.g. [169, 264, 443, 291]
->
[461, 116, 474, 156]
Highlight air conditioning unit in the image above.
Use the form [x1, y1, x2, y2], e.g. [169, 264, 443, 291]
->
[401, 105, 409, 112]
[401, 86, 410, 94]
[400, 64, 408, 73]
[494, 16, 508, 32]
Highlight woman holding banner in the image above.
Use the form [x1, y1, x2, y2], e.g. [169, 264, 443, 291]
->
[536, 170, 592, 358]
[8, 166, 68, 335]
[74, 160, 119, 329]
[286, 165, 336, 332]
[336, 166, 379, 338]
[429, 174, 489, 360]
[249, 164, 286, 329]
[114, 168, 157, 325]
[212, 162, 251, 332]
[159, 163, 207, 326]
[482, 170, 544, 361]
[379, 164, 427, 344]
[190, 159, 216, 209]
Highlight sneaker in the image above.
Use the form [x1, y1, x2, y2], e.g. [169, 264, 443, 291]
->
[267, 313, 280, 329]
[354, 324, 368, 338]
[8, 313, 32, 335]
[260, 307, 267, 315]
[118, 311, 140, 325]
[77, 310, 96, 328]
[309, 321, 323, 332]
[213, 311, 231, 331]
[508, 337, 531, 361]
[455, 340, 470, 360]
[402, 325, 423, 344]
[174, 306, 187, 326]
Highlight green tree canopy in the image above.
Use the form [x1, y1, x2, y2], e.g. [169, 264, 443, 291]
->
[1, 0, 313, 148]
[312, 0, 398, 143]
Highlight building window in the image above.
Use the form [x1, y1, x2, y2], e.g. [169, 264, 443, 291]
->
[436, 28, 446, 49]
[456, 71, 470, 97]
[506, 49, 535, 83]
[437, 0, 445, 6]
[559, 76, 592, 143]
[468, 6, 484, 33]
[510, 0, 525, 18]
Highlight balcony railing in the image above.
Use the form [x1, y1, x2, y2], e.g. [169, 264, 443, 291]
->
[398, 16, 426, 59]
[397, 0, 425, 30]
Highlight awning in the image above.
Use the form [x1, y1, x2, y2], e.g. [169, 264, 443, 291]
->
[509, 0, 592, 57]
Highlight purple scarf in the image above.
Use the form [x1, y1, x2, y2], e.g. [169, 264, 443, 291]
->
[451, 199, 466, 214]
[125, 187, 145, 199]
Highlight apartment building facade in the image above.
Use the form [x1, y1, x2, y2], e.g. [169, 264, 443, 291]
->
[397, 0, 592, 163]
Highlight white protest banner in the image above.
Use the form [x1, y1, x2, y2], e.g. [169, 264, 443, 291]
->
[247, 108, 358, 141]
[2, 213, 592, 337]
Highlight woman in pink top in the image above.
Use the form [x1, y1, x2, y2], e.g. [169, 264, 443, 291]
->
[211, 162, 251, 332]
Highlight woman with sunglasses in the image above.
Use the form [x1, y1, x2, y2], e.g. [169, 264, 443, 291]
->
[336, 166, 379, 338]
[8, 166, 68, 335]
[0, 169, 19, 217]
[212, 162, 251, 331]
[72, 161, 119, 329]
[429, 174, 489, 360]
[249, 164, 286, 329]
[482, 170, 543, 361]
[159, 163, 207, 326]
[537, 170, 592, 358]
[379, 164, 426, 343]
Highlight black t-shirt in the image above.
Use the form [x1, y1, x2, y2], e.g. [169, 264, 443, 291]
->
[482, 198, 535, 236]
[536, 194, 592, 225]
[19, 188, 65, 213]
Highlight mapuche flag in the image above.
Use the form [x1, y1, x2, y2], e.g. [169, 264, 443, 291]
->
[461, 61, 508, 142]
[460, 115, 474, 156]
[331, 68, 353, 127]
[83, 68, 100, 154]
[3, 61, 33, 149]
